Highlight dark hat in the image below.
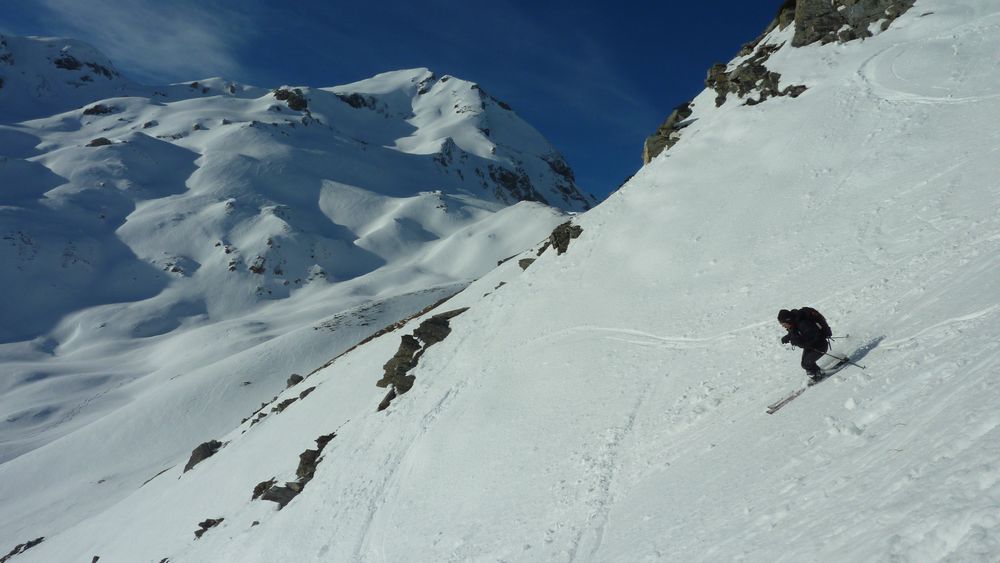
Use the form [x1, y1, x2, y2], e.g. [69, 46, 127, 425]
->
[777, 309, 794, 323]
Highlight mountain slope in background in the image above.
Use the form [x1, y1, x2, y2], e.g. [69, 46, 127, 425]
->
[0, 32, 594, 552]
[5, 0, 1000, 561]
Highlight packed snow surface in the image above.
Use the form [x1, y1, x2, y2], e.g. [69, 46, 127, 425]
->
[4, 1, 1000, 561]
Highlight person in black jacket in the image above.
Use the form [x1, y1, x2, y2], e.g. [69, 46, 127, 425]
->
[778, 308, 830, 380]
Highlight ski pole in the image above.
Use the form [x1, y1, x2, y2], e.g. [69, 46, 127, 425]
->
[830, 334, 850, 340]
[813, 348, 866, 370]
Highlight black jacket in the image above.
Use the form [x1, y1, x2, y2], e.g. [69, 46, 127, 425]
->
[781, 310, 827, 349]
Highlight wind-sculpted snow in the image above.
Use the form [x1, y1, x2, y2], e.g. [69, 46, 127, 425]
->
[6, 2, 1000, 561]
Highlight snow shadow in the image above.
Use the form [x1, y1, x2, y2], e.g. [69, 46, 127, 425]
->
[848, 335, 885, 367]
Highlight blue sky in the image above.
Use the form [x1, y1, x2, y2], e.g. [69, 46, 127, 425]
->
[1, 0, 777, 198]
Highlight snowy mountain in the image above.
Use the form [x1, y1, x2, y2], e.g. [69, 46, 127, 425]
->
[5, 0, 1000, 561]
[0, 31, 594, 558]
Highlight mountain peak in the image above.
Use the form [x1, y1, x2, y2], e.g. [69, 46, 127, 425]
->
[0, 34, 134, 120]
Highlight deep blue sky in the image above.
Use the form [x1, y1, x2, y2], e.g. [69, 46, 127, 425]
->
[2, 0, 777, 198]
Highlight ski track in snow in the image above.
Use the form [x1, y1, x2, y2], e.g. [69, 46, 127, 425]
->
[567, 381, 651, 563]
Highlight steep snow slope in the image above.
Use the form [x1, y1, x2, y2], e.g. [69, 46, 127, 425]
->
[6, 1, 1000, 561]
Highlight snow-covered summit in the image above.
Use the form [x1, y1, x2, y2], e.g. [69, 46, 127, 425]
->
[0, 34, 134, 120]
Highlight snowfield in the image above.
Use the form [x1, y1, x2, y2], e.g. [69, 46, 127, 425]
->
[3, 0, 1000, 561]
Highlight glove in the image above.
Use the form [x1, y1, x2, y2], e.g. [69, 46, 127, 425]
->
[781, 334, 791, 345]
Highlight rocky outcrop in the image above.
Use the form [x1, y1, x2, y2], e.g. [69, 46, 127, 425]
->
[376, 308, 469, 411]
[706, 43, 808, 108]
[285, 373, 303, 388]
[257, 432, 337, 509]
[193, 518, 223, 539]
[82, 104, 116, 116]
[86, 137, 112, 147]
[183, 440, 223, 472]
[272, 88, 308, 111]
[0, 538, 44, 563]
[548, 222, 583, 256]
[335, 92, 376, 109]
[487, 165, 549, 206]
[642, 102, 693, 164]
[793, 0, 916, 46]
[642, 0, 916, 162]
[252, 478, 277, 500]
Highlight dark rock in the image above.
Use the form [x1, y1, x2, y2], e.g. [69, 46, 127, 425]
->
[0, 538, 44, 563]
[739, 0, 797, 56]
[413, 310, 465, 346]
[183, 440, 222, 472]
[273, 88, 308, 111]
[194, 518, 224, 539]
[85, 62, 116, 78]
[785, 84, 808, 98]
[298, 386, 316, 399]
[83, 104, 115, 115]
[642, 101, 693, 163]
[336, 92, 375, 109]
[704, 42, 807, 109]
[377, 389, 396, 412]
[488, 165, 549, 205]
[518, 258, 535, 270]
[377, 334, 422, 391]
[296, 449, 321, 481]
[416, 74, 437, 94]
[375, 308, 469, 410]
[792, 0, 916, 47]
[549, 222, 583, 255]
[53, 54, 81, 70]
[315, 432, 337, 450]
[272, 398, 297, 413]
[542, 154, 575, 183]
[249, 256, 266, 274]
[258, 432, 335, 509]
[252, 478, 277, 500]
[86, 137, 113, 147]
[260, 483, 299, 508]
[286, 373, 304, 388]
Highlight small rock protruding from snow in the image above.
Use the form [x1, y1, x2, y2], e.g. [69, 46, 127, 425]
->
[182, 440, 223, 473]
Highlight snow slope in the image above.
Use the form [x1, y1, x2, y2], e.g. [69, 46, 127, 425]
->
[5, 1, 1000, 561]
[0, 34, 594, 555]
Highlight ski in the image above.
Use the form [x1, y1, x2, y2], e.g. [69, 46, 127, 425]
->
[766, 387, 806, 414]
[766, 357, 851, 414]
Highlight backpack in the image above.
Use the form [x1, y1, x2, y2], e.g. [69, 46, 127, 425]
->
[799, 307, 832, 339]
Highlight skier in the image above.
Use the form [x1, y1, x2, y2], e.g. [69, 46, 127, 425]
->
[777, 308, 832, 382]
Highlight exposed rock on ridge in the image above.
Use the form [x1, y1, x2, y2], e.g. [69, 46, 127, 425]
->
[793, 0, 916, 46]
[641, 0, 916, 164]
[642, 102, 693, 164]
[376, 308, 470, 411]
[0, 538, 44, 563]
[258, 432, 337, 509]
